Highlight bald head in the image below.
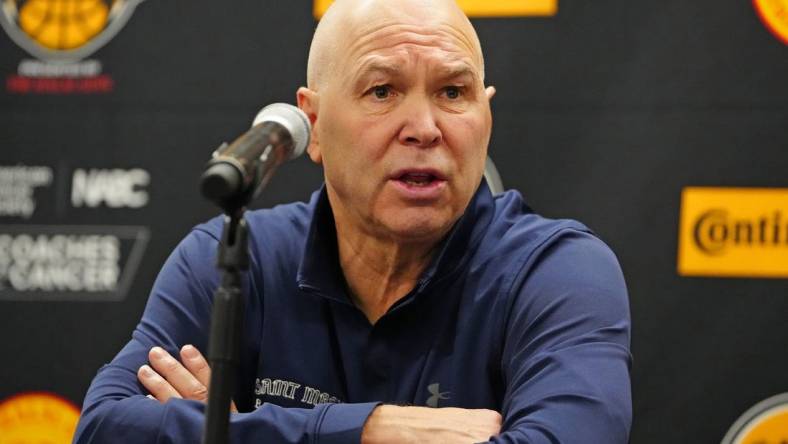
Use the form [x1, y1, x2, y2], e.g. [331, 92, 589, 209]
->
[306, 0, 485, 90]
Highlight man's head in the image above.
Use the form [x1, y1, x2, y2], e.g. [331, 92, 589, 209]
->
[298, 0, 495, 244]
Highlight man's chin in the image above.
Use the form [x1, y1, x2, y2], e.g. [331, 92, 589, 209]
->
[376, 214, 456, 244]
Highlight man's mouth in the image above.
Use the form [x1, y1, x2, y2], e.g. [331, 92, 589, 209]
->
[392, 169, 446, 187]
[389, 169, 447, 199]
[398, 172, 439, 187]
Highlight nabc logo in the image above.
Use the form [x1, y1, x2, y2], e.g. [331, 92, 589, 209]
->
[678, 187, 788, 278]
[72, 168, 150, 209]
[313, 0, 558, 18]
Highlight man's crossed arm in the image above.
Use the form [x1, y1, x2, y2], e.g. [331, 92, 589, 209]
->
[139, 344, 502, 443]
[75, 227, 630, 444]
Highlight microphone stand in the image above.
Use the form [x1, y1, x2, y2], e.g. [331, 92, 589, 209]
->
[198, 103, 309, 443]
[201, 203, 249, 444]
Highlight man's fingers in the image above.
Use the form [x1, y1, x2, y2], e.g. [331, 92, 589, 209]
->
[179, 345, 239, 413]
[179, 345, 212, 388]
[140, 345, 239, 412]
[148, 346, 209, 402]
[138, 365, 182, 403]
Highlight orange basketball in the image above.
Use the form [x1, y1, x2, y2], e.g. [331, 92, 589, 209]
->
[18, 0, 110, 50]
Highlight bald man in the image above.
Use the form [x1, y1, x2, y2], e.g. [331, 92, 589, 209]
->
[75, 0, 632, 442]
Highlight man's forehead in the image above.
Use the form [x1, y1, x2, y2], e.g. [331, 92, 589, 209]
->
[332, 0, 470, 25]
[351, 55, 479, 86]
[350, 23, 478, 59]
[344, 2, 479, 57]
[357, 57, 477, 76]
[307, 0, 485, 89]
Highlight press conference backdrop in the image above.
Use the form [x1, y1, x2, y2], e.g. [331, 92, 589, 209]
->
[1, 1, 787, 442]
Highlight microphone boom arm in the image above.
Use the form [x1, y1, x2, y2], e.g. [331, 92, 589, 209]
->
[198, 103, 310, 444]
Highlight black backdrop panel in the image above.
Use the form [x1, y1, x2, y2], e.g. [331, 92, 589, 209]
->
[1, 1, 787, 442]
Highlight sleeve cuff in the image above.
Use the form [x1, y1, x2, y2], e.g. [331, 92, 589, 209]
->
[314, 402, 381, 444]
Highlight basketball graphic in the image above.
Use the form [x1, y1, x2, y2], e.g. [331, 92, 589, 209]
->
[0, 0, 145, 62]
[0, 392, 80, 443]
[753, 0, 788, 45]
[722, 393, 788, 444]
[17, 0, 110, 50]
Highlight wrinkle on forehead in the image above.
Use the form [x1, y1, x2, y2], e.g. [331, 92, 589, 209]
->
[307, 0, 484, 90]
[348, 23, 476, 66]
[349, 46, 479, 93]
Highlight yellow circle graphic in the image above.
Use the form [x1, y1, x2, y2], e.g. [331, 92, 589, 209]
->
[0, 393, 80, 444]
[18, 0, 110, 50]
[754, 0, 788, 45]
[735, 406, 788, 444]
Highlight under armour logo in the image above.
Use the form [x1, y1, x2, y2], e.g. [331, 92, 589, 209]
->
[426, 383, 451, 408]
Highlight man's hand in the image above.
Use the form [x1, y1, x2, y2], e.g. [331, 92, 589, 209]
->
[137, 345, 237, 412]
[361, 405, 502, 444]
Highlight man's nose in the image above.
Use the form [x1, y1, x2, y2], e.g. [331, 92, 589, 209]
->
[398, 99, 442, 148]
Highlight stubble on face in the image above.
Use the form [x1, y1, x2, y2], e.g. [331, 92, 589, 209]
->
[304, 0, 492, 245]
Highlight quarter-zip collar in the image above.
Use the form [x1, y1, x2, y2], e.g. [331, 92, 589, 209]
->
[296, 179, 495, 307]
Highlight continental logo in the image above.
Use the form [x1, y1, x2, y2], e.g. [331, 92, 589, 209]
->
[0, 392, 80, 443]
[0, 0, 145, 63]
[677, 187, 788, 278]
[313, 0, 558, 18]
[722, 393, 788, 444]
[754, 0, 788, 45]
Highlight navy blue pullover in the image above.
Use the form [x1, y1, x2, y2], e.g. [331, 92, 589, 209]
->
[74, 181, 632, 443]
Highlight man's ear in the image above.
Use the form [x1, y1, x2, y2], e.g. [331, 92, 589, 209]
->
[297, 87, 322, 165]
[485, 86, 496, 101]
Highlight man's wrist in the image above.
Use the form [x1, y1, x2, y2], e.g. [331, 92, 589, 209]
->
[363, 405, 417, 444]
[316, 402, 381, 444]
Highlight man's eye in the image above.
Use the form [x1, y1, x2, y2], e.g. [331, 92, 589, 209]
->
[444, 86, 463, 100]
[370, 85, 392, 100]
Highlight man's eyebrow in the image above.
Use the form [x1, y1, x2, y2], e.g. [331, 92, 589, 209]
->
[351, 60, 403, 86]
[437, 64, 478, 81]
[349, 60, 481, 87]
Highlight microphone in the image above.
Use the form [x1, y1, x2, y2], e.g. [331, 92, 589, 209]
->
[200, 103, 311, 212]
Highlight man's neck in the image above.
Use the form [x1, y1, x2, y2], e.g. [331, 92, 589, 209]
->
[334, 220, 440, 325]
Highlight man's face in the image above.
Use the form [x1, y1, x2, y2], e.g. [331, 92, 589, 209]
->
[304, 6, 492, 243]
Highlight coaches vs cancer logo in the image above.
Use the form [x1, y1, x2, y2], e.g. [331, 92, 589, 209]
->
[1, 0, 146, 94]
[754, 0, 788, 45]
